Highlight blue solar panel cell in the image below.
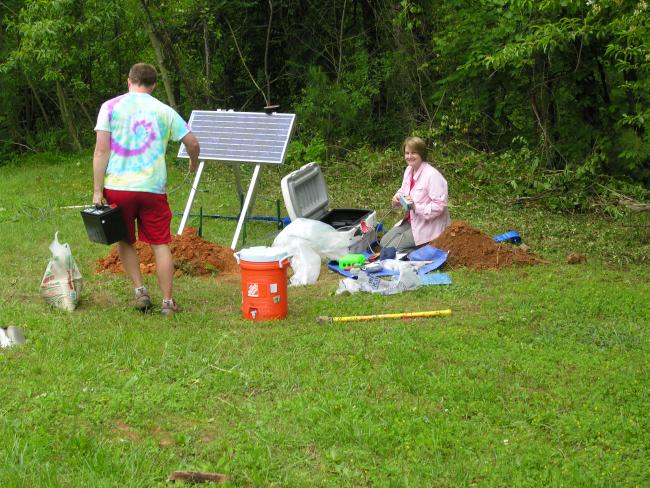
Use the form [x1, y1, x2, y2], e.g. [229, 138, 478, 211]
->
[177, 110, 295, 164]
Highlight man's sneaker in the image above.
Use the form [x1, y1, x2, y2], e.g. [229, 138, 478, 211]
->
[161, 299, 179, 317]
[134, 287, 152, 312]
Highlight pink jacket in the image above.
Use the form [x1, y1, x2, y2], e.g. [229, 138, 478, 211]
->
[393, 162, 450, 245]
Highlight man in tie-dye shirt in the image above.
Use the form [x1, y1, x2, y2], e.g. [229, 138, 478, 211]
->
[92, 63, 200, 317]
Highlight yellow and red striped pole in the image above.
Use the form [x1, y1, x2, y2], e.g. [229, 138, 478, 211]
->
[316, 309, 451, 324]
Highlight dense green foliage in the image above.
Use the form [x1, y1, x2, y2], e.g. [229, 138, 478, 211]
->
[1, 1, 648, 206]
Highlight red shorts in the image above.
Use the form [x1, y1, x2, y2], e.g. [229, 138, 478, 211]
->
[103, 189, 172, 245]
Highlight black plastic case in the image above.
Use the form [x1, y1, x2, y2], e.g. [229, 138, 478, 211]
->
[80, 206, 127, 245]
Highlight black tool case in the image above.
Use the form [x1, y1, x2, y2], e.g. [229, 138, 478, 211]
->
[80, 206, 127, 245]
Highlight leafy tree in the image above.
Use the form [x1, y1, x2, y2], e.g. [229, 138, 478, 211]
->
[0, 0, 647, 200]
[2, 0, 138, 150]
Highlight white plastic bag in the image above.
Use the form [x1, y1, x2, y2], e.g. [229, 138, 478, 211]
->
[286, 242, 322, 286]
[336, 263, 421, 296]
[0, 326, 26, 348]
[273, 218, 353, 261]
[273, 218, 356, 285]
[265, 239, 322, 286]
[39, 232, 83, 311]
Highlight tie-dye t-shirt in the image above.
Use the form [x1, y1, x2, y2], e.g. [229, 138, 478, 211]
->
[94, 92, 190, 194]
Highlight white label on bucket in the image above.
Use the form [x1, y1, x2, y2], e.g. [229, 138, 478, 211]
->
[248, 283, 259, 297]
[270, 283, 278, 293]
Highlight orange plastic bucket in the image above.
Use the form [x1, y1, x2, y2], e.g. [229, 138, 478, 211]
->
[236, 247, 290, 320]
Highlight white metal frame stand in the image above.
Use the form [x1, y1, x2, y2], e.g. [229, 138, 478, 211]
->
[176, 162, 262, 250]
[175, 110, 295, 250]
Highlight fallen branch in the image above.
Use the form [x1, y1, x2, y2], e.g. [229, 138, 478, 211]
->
[619, 198, 650, 212]
[0, 139, 37, 152]
[168, 471, 230, 484]
[594, 183, 650, 212]
[510, 190, 557, 205]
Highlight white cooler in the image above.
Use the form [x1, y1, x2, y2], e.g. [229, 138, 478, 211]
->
[281, 162, 377, 254]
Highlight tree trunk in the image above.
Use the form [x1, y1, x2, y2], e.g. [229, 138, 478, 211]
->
[204, 18, 211, 82]
[24, 72, 51, 127]
[202, 17, 217, 107]
[75, 95, 95, 127]
[359, 0, 378, 54]
[55, 81, 82, 151]
[595, 58, 610, 105]
[623, 69, 643, 137]
[139, 0, 178, 109]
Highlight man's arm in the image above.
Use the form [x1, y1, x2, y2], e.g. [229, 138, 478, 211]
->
[92, 130, 111, 206]
[180, 132, 200, 172]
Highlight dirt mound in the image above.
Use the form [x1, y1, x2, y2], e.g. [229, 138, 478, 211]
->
[96, 227, 239, 276]
[430, 220, 544, 270]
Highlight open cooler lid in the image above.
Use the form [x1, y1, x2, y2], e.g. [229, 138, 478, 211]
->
[280, 162, 330, 221]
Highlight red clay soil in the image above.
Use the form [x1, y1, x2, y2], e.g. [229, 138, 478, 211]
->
[430, 220, 545, 270]
[96, 227, 239, 277]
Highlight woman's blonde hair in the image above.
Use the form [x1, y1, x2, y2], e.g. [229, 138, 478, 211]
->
[402, 136, 428, 161]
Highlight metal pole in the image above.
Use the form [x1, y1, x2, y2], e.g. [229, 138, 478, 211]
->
[231, 164, 263, 250]
[177, 161, 205, 235]
[231, 163, 243, 203]
[198, 206, 203, 237]
[316, 309, 452, 324]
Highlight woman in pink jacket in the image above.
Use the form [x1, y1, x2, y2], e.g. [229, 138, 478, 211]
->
[380, 136, 451, 252]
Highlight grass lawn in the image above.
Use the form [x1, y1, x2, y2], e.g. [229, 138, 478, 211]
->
[0, 152, 649, 487]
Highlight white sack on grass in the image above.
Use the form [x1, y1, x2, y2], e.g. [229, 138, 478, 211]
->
[39, 232, 83, 311]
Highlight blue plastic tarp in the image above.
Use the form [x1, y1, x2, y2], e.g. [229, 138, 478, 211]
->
[420, 273, 452, 285]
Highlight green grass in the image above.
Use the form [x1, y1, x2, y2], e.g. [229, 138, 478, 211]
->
[0, 153, 649, 486]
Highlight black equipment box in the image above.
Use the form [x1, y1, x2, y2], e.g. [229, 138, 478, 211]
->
[319, 208, 372, 229]
[80, 206, 127, 245]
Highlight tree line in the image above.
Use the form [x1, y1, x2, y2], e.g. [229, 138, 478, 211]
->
[1, 0, 648, 187]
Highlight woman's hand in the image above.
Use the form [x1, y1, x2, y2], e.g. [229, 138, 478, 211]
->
[392, 193, 401, 207]
[405, 195, 415, 210]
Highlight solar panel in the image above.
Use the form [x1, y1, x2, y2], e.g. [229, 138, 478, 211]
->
[178, 110, 295, 164]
